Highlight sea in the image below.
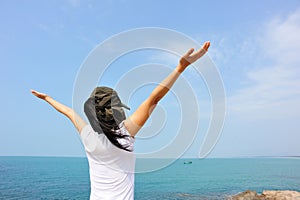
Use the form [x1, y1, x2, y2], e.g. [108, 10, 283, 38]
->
[0, 157, 299, 200]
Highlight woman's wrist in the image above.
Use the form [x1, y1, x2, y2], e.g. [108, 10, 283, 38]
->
[175, 64, 186, 73]
[44, 95, 51, 102]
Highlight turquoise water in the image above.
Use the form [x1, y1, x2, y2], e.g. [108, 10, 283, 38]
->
[0, 157, 299, 199]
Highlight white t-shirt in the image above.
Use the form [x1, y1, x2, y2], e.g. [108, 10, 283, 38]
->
[80, 121, 136, 200]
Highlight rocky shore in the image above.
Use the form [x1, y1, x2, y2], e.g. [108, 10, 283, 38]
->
[229, 190, 300, 200]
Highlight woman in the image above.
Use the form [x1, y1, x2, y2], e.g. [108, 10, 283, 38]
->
[31, 41, 210, 200]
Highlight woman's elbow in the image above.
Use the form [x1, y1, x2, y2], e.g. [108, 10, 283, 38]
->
[149, 94, 161, 105]
[64, 107, 75, 119]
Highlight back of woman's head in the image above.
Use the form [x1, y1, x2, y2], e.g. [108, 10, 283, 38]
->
[84, 87, 131, 151]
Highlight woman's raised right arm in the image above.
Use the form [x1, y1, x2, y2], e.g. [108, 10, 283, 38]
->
[31, 89, 87, 133]
[124, 41, 210, 137]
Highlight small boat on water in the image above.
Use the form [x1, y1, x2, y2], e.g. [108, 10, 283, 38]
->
[184, 161, 192, 164]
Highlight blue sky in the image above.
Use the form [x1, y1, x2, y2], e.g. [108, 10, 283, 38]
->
[0, 0, 300, 158]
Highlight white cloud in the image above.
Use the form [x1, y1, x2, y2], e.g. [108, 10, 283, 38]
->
[228, 9, 300, 119]
[261, 10, 300, 64]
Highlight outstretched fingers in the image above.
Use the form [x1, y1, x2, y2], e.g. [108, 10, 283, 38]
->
[31, 89, 38, 96]
[183, 48, 195, 58]
[202, 41, 210, 51]
[31, 89, 47, 99]
[193, 41, 210, 59]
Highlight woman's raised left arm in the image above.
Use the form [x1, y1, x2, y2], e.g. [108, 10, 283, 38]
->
[31, 89, 87, 133]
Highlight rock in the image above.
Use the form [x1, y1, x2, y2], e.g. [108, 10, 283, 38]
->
[229, 190, 261, 200]
[262, 190, 300, 199]
[229, 190, 300, 200]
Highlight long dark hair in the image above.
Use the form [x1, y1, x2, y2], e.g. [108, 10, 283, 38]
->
[84, 97, 131, 152]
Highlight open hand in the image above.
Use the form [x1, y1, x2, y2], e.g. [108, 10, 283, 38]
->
[31, 89, 48, 100]
[178, 41, 210, 72]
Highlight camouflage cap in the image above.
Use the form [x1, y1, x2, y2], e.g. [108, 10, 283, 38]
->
[90, 86, 130, 124]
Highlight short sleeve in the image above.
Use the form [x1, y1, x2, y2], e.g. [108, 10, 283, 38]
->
[80, 124, 100, 153]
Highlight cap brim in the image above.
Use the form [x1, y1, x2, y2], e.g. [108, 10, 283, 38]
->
[121, 103, 130, 110]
